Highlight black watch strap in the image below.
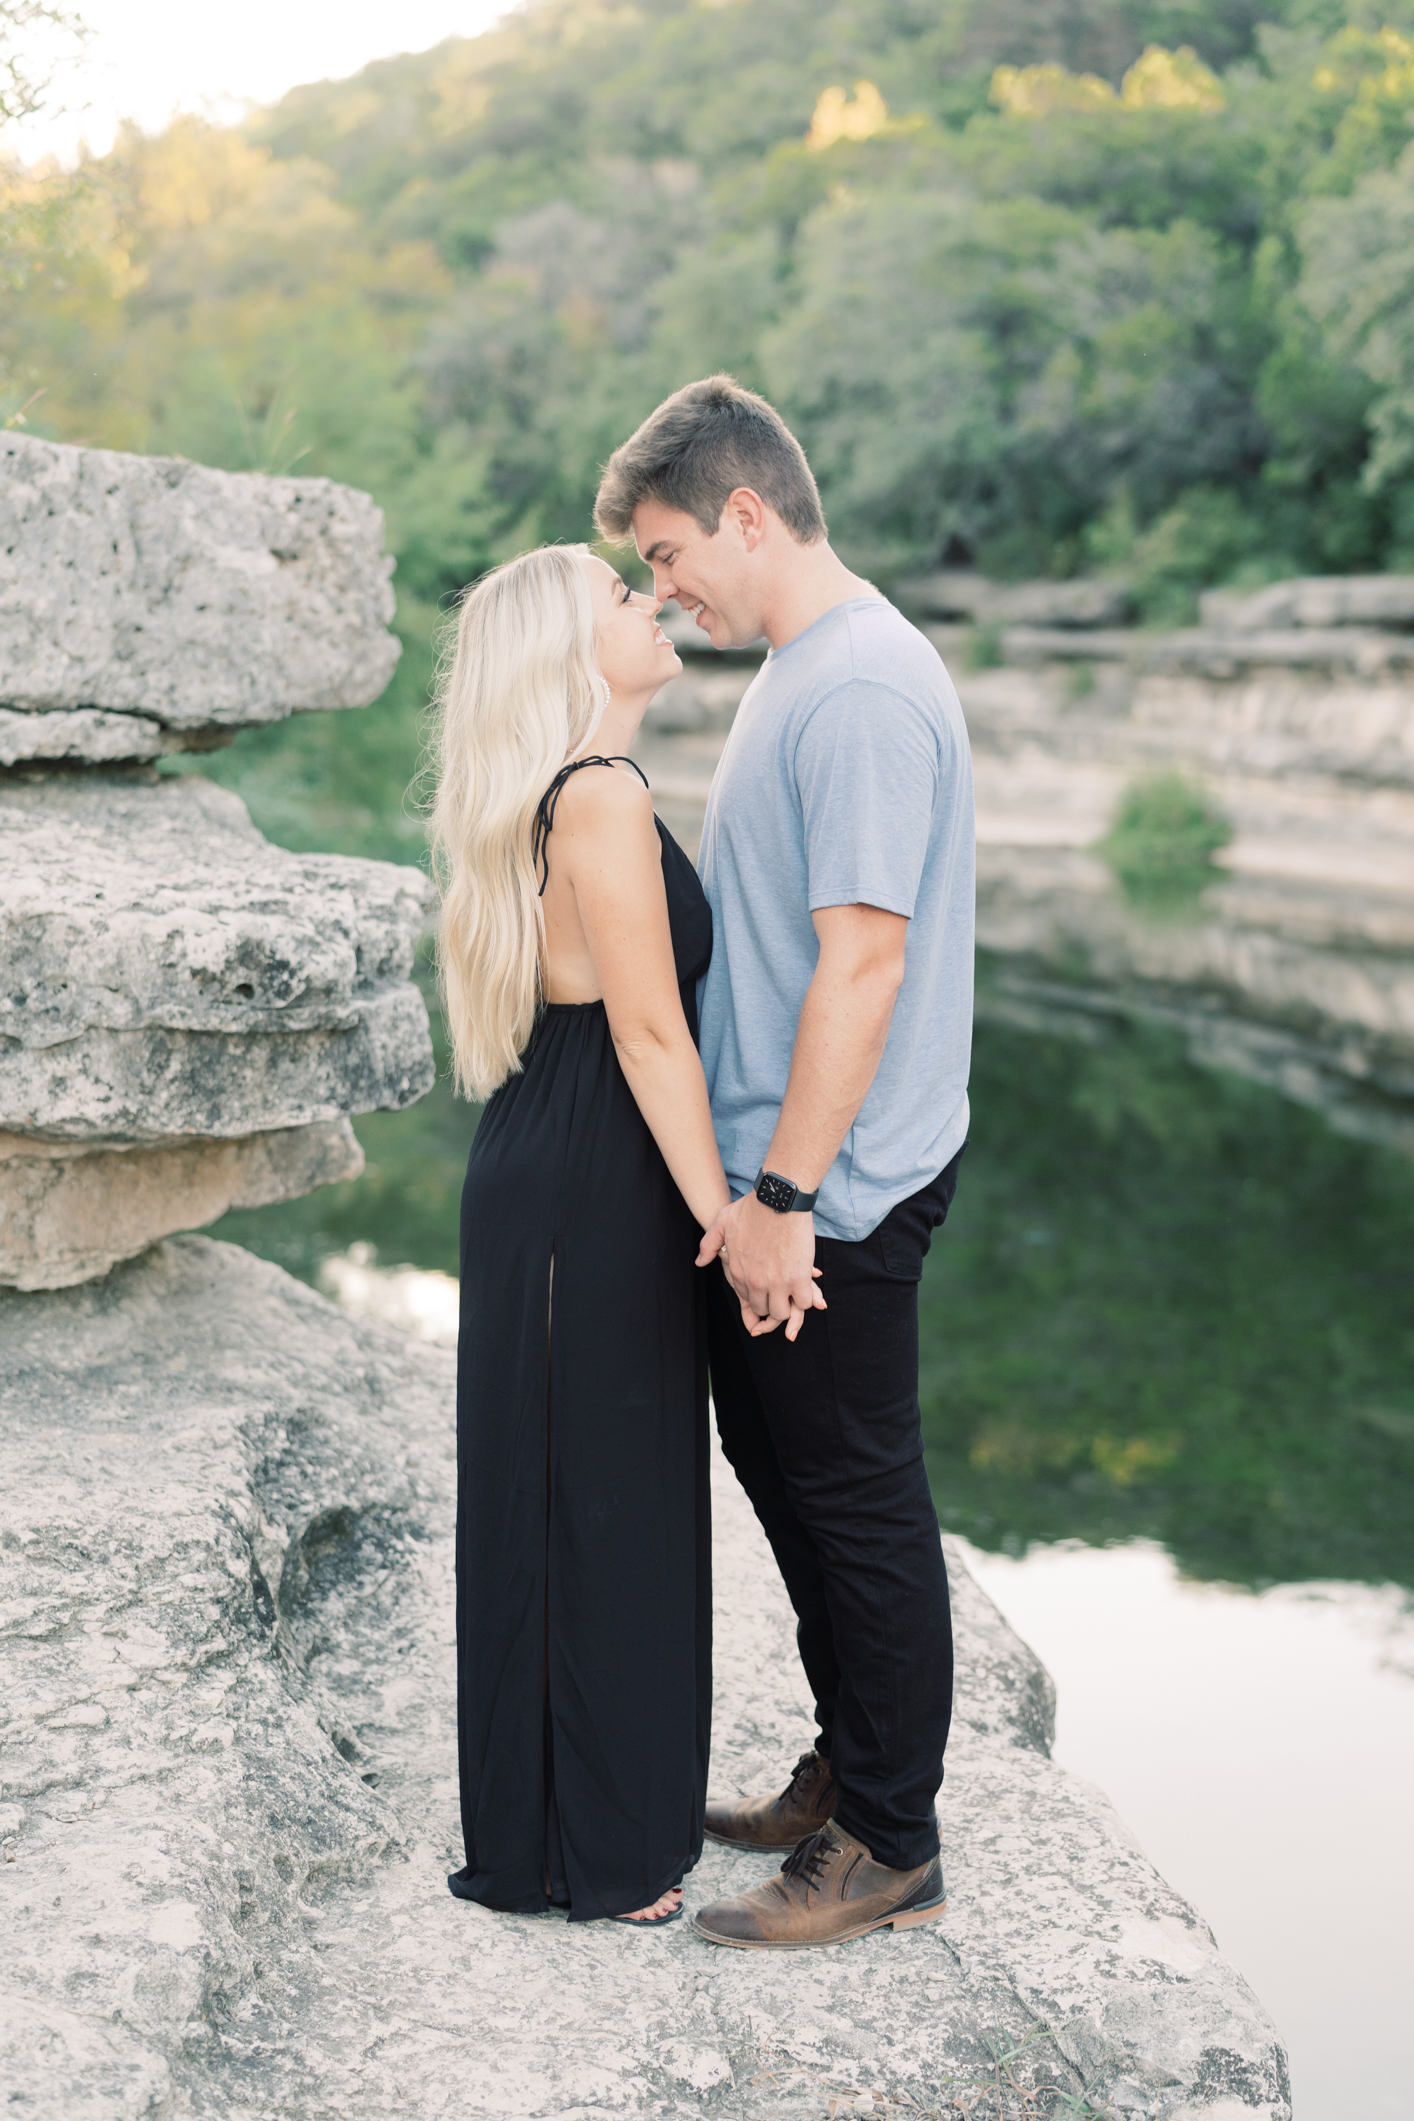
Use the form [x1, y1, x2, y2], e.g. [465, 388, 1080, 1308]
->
[754, 1168, 819, 1214]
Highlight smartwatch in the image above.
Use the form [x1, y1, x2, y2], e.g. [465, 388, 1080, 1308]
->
[753, 1168, 819, 1214]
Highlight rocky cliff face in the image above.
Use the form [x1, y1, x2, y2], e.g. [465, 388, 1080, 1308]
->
[963, 655, 1414, 1155]
[0, 439, 432, 1288]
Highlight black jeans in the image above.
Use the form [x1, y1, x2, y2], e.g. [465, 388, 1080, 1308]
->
[706, 1147, 964, 1872]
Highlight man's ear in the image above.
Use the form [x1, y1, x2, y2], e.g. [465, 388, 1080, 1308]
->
[723, 487, 769, 551]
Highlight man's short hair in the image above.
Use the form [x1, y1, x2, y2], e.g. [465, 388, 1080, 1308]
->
[594, 375, 827, 546]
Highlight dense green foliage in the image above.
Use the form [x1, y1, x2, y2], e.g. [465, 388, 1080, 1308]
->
[12, 0, 1414, 605]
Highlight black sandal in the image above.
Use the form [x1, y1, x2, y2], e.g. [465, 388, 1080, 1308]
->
[610, 1886, 684, 1927]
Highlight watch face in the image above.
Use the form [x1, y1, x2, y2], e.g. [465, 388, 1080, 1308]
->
[757, 1172, 796, 1213]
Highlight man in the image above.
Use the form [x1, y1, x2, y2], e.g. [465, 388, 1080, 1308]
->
[593, 376, 975, 1949]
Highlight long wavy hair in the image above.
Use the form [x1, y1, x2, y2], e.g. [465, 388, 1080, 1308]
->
[431, 545, 604, 1100]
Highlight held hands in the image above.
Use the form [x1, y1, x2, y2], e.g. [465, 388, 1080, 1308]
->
[697, 1191, 827, 1343]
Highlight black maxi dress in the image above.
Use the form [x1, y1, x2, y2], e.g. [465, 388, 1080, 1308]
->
[449, 760, 713, 1921]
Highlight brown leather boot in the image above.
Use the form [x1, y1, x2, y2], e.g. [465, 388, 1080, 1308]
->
[703, 1749, 837, 1851]
[692, 1820, 946, 1949]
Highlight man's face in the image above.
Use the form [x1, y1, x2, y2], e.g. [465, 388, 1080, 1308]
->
[631, 496, 760, 650]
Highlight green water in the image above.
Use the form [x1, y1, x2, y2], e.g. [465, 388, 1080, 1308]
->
[917, 1016, 1414, 1591]
[213, 980, 1414, 1594]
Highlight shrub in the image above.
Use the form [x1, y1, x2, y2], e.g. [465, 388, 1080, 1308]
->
[1097, 771, 1232, 913]
[965, 621, 1006, 670]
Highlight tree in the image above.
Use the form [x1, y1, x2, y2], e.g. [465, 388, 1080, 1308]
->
[0, 0, 83, 127]
[0, 0, 86, 405]
[1300, 142, 1414, 509]
[15, 0, 1414, 582]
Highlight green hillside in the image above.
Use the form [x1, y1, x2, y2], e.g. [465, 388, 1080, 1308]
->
[10, 0, 1414, 625]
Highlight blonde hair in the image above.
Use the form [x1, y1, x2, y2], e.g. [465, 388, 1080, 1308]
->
[431, 545, 604, 1100]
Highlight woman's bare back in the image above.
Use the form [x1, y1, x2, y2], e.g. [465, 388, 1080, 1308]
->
[538, 759, 662, 1006]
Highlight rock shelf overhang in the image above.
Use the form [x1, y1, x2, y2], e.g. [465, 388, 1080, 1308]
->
[2, 775, 430, 1054]
[0, 770, 434, 1286]
[0, 435, 401, 759]
[0, 1239, 1292, 2121]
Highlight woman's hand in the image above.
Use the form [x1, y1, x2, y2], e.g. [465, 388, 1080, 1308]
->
[699, 1206, 825, 1344]
[745, 1269, 824, 1343]
[698, 1192, 827, 1342]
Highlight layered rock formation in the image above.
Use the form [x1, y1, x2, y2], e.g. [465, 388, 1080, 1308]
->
[1, 1239, 1291, 2121]
[897, 569, 1133, 630]
[639, 584, 1414, 1153]
[0, 1120, 362, 1293]
[0, 433, 400, 760]
[960, 654, 1414, 1157]
[0, 441, 432, 1288]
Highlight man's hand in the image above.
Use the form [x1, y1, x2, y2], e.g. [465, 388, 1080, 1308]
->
[698, 1192, 826, 1342]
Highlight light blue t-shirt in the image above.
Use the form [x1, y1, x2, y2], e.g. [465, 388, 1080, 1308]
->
[696, 595, 975, 1243]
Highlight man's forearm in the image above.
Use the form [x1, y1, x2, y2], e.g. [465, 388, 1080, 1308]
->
[700, 905, 906, 1331]
[762, 957, 900, 1190]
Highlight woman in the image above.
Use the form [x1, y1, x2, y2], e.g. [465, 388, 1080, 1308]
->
[433, 545, 792, 1926]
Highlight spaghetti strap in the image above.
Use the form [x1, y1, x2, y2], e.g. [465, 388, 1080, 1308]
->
[532, 755, 651, 895]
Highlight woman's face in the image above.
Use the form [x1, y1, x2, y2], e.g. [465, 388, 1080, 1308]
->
[582, 554, 681, 701]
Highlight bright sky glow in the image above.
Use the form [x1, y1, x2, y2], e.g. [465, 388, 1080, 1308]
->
[5, 0, 514, 166]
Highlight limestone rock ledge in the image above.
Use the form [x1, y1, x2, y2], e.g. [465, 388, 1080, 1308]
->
[0, 434, 400, 739]
[0, 772, 435, 1144]
[0, 708, 214, 769]
[0, 1239, 1291, 2121]
[0, 1121, 363, 1290]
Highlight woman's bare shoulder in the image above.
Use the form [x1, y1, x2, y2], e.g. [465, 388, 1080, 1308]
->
[551, 760, 655, 837]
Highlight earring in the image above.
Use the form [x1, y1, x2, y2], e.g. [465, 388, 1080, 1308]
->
[599, 675, 611, 712]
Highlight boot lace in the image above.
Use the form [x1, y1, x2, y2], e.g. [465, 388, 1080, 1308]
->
[780, 1829, 832, 1895]
[781, 1750, 822, 1800]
